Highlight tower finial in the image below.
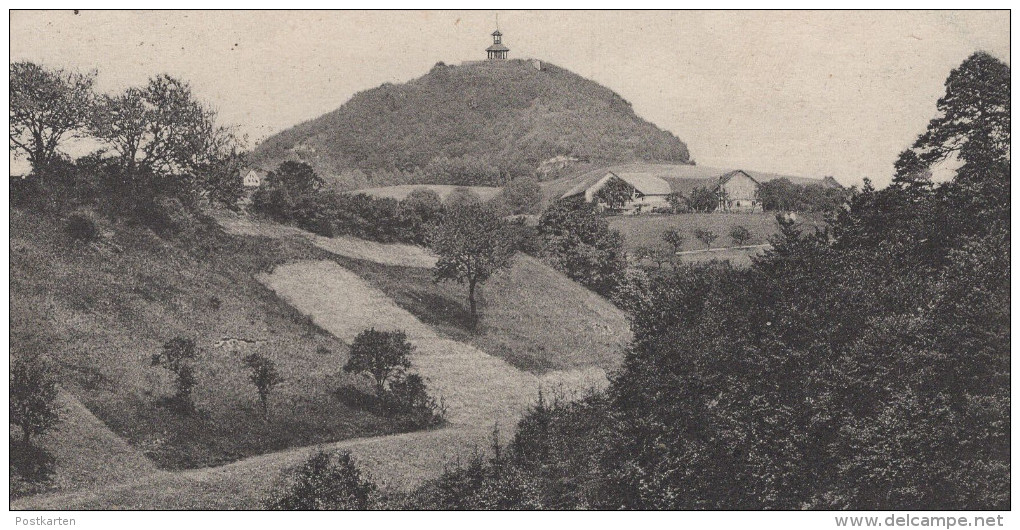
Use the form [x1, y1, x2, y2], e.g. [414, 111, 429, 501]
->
[496, 13, 499, 31]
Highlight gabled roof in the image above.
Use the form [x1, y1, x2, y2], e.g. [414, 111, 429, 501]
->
[718, 169, 759, 187]
[244, 168, 270, 178]
[614, 172, 672, 196]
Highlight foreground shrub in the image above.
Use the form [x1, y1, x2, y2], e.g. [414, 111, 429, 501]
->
[264, 450, 376, 510]
[64, 213, 100, 243]
[151, 337, 199, 412]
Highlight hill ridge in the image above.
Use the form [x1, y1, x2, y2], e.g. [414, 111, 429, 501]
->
[252, 59, 691, 186]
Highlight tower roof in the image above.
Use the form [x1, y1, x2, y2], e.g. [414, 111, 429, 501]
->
[492, 29, 502, 36]
[486, 42, 510, 52]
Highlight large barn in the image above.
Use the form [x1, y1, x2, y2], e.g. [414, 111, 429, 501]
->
[554, 163, 841, 213]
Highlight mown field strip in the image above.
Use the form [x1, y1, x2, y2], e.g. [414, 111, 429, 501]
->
[13, 259, 608, 509]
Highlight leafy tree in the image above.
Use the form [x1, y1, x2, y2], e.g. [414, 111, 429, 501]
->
[693, 228, 718, 249]
[151, 337, 199, 411]
[200, 143, 248, 208]
[264, 450, 376, 510]
[399, 188, 446, 244]
[242, 352, 282, 417]
[665, 191, 687, 213]
[382, 373, 445, 428]
[756, 178, 800, 211]
[10, 356, 59, 446]
[429, 204, 516, 326]
[343, 328, 413, 397]
[270, 161, 323, 195]
[662, 228, 686, 253]
[10, 61, 96, 171]
[646, 247, 674, 270]
[593, 177, 635, 210]
[444, 187, 483, 209]
[688, 186, 718, 212]
[729, 225, 753, 246]
[537, 198, 627, 297]
[494, 175, 543, 216]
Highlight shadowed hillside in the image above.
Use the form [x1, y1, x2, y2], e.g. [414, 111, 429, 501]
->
[252, 60, 691, 185]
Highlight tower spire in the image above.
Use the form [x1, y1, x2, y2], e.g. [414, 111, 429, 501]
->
[486, 16, 509, 60]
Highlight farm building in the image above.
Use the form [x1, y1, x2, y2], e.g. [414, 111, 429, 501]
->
[554, 163, 841, 213]
[242, 168, 269, 188]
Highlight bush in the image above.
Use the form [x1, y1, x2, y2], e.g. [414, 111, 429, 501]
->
[264, 450, 377, 510]
[381, 373, 445, 429]
[64, 213, 100, 243]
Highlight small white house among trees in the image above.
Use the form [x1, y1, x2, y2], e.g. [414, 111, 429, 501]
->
[242, 168, 268, 188]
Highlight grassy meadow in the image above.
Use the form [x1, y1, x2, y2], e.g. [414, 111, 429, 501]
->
[10, 209, 408, 474]
[610, 212, 826, 252]
[326, 253, 631, 375]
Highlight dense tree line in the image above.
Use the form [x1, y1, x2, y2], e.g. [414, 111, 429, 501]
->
[757, 178, 851, 212]
[10, 61, 245, 225]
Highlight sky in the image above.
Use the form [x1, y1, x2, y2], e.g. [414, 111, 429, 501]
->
[10, 10, 1010, 187]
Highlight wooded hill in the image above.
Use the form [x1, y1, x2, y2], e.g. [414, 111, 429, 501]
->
[251, 60, 691, 187]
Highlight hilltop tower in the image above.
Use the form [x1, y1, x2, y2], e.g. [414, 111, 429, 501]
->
[486, 29, 509, 60]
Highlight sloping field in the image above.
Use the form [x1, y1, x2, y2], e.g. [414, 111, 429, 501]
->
[15, 390, 165, 498]
[355, 184, 502, 203]
[14, 259, 608, 509]
[214, 210, 437, 268]
[216, 213, 632, 374]
[10, 210, 406, 473]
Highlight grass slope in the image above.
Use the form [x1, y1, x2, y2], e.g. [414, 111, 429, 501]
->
[327, 252, 632, 375]
[10, 209, 407, 472]
[610, 212, 826, 252]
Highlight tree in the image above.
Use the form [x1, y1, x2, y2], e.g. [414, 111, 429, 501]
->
[688, 186, 718, 212]
[537, 198, 627, 297]
[757, 178, 801, 211]
[10, 61, 96, 171]
[91, 74, 221, 194]
[429, 204, 516, 326]
[729, 225, 753, 246]
[151, 337, 199, 411]
[693, 228, 718, 249]
[494, 175, 543, 216]
[593, 177, 635, 211]
[343, 328, 413, 397]
[10, 356, 59, 446]
[665, 192, 687, 213]
[271, 161, 324, 195]
[265, 450, 377, 510]
[444, 187, 483, 209]
[243, 352, 282, 417]
[646, 247, 674, 270]
[903, 52, 1009, 188]
[399, 188, 446, 244]
[662, 228, 686, 253]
